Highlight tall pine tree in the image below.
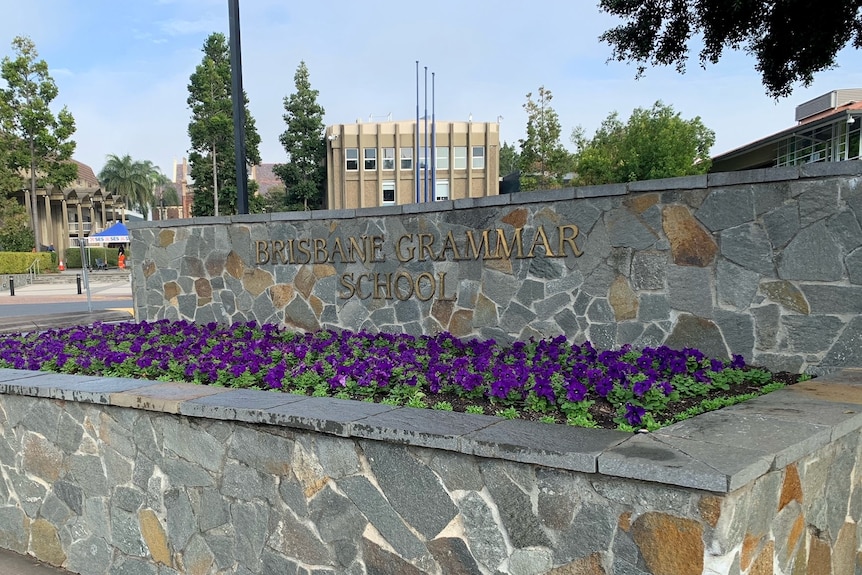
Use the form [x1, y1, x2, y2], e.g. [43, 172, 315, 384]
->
[187, 33, 261, 216]
[518, 86, 571, 191]
[1, 36, 76, 250]
[273, 61, 326, 211]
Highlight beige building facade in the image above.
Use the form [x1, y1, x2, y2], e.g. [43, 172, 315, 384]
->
[325, 120, 499, 210]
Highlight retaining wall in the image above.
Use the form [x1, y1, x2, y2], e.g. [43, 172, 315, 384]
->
[0, 368, 860, 574]
[130, 163, 862, 374]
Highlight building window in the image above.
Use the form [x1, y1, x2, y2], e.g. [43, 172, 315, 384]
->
[382, 148, 395, 170]
[435, 180, 450, 201]
[346, 148, 358, 171]
[436, 147, 449, 170]
[419, 148, 428, 169]
[400, 148, 413, 170]
[364, 148, 377, 170]
[382, 181, 396, 205]
[454, 146, 467, 169]
[472, 146, 485, 169]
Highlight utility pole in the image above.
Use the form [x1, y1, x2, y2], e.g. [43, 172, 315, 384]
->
[228, 0, 249, 214]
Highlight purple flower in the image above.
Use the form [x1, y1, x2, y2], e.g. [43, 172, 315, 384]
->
[624, 403, 646, 426]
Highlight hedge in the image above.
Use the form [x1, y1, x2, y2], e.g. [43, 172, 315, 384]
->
[0, 252, 55, 274]
[62, 247, 121, 269]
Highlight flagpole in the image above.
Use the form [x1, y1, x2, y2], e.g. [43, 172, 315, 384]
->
[424, 66, 428, 203]
[415, 61, 420, 203]
[431, 72, 436, 201]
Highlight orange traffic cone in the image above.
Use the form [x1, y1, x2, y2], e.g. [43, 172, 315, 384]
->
[58, 260, 65, 271]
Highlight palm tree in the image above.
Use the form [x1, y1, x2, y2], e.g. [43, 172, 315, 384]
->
[149, 171, 179, 219]
[98, 154, 157, 219]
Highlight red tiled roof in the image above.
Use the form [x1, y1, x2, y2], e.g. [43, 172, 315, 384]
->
[72, 159, 99, 187]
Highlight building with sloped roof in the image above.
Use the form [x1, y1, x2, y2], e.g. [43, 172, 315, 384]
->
[11, 159, 127, 259]
[712, 89, 862, 172]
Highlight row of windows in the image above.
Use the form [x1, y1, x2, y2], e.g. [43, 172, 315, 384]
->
[381, 180, 450, 205]
[345, 147, 485, 171]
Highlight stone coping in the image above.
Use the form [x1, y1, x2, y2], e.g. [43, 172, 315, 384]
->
[0, 367, 860, 493]
[127, 161, 862, 230]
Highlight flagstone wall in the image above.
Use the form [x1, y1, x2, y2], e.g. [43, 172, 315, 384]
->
[0, 368, 860, 574]
[130, 162, 862, 374]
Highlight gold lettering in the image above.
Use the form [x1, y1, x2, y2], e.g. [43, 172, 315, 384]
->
[287, 239, 296, 263]
[272, 240, 288, 264]
[296, 239, 311, 264]
[437, 272, 456, 301]
[313, 238, 328, 263]
[414, 272, 435, 301]
[329, 237, 350, 263]
[394, 272, 413, 300]
[255, 240, 270, 264]
[494, 227, 525, 259]
[355, 273, 372, 299]
[436, 231, 462, 261]
[371, 235, 385, 262]
[418, 234, 436, 261]
[557, 224, 583, 257]
[396, 234, 416, 262]
[373, 273, 392, 299]
[527, 225, 556, 257]
[464, 229, 495, 259]
[348, 236, 366, 263]
[339, 273, 356, 299]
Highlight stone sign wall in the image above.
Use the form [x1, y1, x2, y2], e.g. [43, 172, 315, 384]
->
[0, 368, 860, 574]
[131, 162, 862, 373]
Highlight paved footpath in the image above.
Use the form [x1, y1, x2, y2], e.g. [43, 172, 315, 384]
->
[0, 548, 74, 574]
[0, 275, 133, 333]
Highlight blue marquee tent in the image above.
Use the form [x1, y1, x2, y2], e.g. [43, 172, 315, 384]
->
[87, 221, 129, 244]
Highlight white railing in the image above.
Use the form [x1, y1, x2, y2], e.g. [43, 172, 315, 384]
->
[27, 259, 40, 285]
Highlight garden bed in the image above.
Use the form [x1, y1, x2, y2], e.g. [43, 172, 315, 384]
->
[0, 319, 805, 431]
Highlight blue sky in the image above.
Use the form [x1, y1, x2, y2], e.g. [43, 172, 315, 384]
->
[3, 0, 862, 181]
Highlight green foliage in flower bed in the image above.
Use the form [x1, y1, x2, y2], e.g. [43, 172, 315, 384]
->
[0, 319, 799, 431]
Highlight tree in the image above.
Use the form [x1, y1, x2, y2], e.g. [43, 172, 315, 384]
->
[98, 154, 158, 219]
[187, 33, 261, 216]
[572, 101, 715, 186]
[1, 36, 76, 251]
[149, 171, 178, 219]
[499, 141, 520, 176]
[518, 87, 572, 190]
[599, 0, 862, 98]
[274, 62, 326, 211]
[0, 196, 33, 252]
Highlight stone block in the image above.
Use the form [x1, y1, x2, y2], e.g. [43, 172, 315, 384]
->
[778, 221, 844, 281]
[720, 223, 775, 276]
[628, 174, 707, 191]
[763, 203, 800, 249]
[607, 208, 658, 249]
[462, 419, 629, 473]
[664, 314, 728, 359]
[667, 266, 714, 318]
[695, 187, 755, 231]
[664, 205, 718, 266]
[717, 260, 760, 309]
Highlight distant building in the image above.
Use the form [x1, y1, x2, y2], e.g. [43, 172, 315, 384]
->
[712, 89, 862, 172]
[250, 163, 282, 198]
[10, 159, 126, 256]
[325, 120, 500, 210]
[156, 159, 284, 219]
